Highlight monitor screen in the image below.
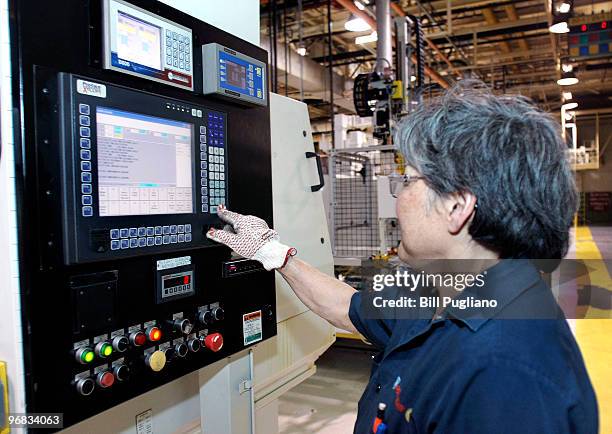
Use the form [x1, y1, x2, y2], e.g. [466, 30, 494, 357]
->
[96, 107, 194, 217]
[116, 11, 162, 71]
[226, 60, 247, 89]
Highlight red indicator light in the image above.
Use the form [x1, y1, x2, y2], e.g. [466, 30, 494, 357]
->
[581, 24, 587, 32]
[184, 275, 190, 284]
[602, 22, 608, 29]
[148, 327, 162, 342]
[133, 332, 147, 346]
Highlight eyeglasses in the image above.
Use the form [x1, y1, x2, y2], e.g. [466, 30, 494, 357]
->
[388, 173, 425, 198]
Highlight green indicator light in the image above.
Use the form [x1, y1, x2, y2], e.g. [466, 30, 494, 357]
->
[82, 350, 95, 363]
[102, 344, 113, 357]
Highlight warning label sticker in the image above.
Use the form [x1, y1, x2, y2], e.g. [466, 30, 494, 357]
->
[243, 310, 263, 346]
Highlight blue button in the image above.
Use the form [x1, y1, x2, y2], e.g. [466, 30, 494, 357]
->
[178, 234, 185, 242]
[120, 228, 129, 238]
[147, 237, 155, 246]
[201, 178, 207, 187]
[120, 239, 129, 249]
[201, 161, 207, 170]
[79, 104, 90, 115]
[163, 235, 170, 244]
[129, 228, 138, 237]
[200, 152, 206, 160]
[82, 206, 93, 217]
[110, 229, 120, 239]
[80, 127, 90, 137]
[138, 227, 146, 237]
[81, 172, 92, 183]
[111, 240, 120, 250]
[185, 224, 192, 233]
[82, 184, 92, 194]
[185, 233, 192, 242]
[81, 161, 91, 171]
[146, 227, 155, 236]
[155, 236, 162, 245]
[80, 150, 91, 160]
[82, 195, 92, 206]
[163, 226, 170, 235]
[138, 238, 146, 247]
[130, 238, 138, 248]
[170, 225, 177, 234]
[155, 226, 162, 235]
[170, 235, 178, 243]
[79, 115, 90, 126]
[80, 138, 91, 149]
[178, 225, 185, 233]
[201, 170, 207, 178]
[202, 204, 208, 212]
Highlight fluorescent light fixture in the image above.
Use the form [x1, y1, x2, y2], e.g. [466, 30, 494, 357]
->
[549, 21, 569, 33]
[562, 102, 578, 110]
[354, 0, 366, 10]
[558, 76, 579, 86]
[562, 63, 573, 73]
[355, 31, 377, 44]
[297, 46, 307, 56]
[345, 15, 371, 32]
[558, 2, 571, 13]
[562, 91, 573, 100]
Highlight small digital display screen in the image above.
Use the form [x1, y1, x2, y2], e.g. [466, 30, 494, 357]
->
[96, 107, 194, 217]
[163, 274, 191, 288]
[226, 60, 247, 89]
[116, 11, 162, 71]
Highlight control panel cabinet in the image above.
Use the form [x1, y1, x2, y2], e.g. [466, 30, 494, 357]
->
[10, 0, 275, 429]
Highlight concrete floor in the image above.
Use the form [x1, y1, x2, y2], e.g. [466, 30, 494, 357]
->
[278, 345, 374, 434]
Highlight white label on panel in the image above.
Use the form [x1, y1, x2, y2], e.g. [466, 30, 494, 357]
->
[76, 79, 107, 98]
[157, 256, 191, 270]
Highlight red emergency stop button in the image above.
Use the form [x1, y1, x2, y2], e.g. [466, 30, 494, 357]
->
[96, 371, 115, 388]
[204, 333, 224, 352]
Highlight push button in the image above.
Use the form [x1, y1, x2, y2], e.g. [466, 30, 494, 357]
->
[80, 138, 91, 149]
[75, 377, 95, 396]
[110, 240, 120, 250]
[78, 103, 90, 115]
[82, 206, 93, 217]
[110, 229, 120, 239]
[120, 228, 129, 238]
[145, 350, 166, 372]
[96, 371, 115, 388]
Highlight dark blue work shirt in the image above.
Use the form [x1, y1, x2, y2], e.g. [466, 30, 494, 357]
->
[349, 260, 598, 434]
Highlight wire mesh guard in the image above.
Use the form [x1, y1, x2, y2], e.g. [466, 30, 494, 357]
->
[328, 146, 404, 259]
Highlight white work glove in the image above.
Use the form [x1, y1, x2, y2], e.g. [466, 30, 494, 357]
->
[206, 205, 297, 271]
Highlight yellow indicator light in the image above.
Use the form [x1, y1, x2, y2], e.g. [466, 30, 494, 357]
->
[102, 344, 113, 357]
[82, 350, 95, 363]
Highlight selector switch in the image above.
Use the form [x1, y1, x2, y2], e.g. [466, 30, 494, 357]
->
[198, 310, 213, 326]
[203, 333, 224, 353]
[212, 307, 225, 322]
[170, 318, 193, 335]
[96, 371, 115, 388]
[75, 377, 95, 396]
[94, 341, 113, 358]
[174, 342, 189, 358]
[129, 331, 147, 347]
[112, 336, 129, 353]
[113, 364, 130, 382]
[145, 350, 167, 372]
[187, 337, 201, 353]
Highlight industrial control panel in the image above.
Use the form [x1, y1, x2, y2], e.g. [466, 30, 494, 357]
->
[9, 0, 274, 430]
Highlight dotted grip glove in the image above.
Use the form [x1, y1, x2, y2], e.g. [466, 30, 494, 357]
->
[206, 205, 297, 271]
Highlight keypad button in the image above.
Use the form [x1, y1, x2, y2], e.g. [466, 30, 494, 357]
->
[200, 135, 206, 143]
[201, 178, 207, 186]
[155, 236, 162, 245]
[201, 161, 207, 170]
[163, 226, 170, 235]
[185, 224, 192, 233]
[79, 104, 90, 115]
[210, 206, 217, 214]
[200, 144, 206, 152]
[220, 173, 225, 180]
[81, 172, 92, 183]
[130, 238, 138, 248]
[146, 227, 155, 236]
[147, 237, 155, 246]
[209, 197, 215, 205]
[200, 126, 206, 134]
[138, 238, 146, 247]
[201, 170, 207, 178]
[79, 115, 90, 126]
[138, 227, 146, 237]
[80, 127, 90, 138]
[201, 187, 207, 196]
[111, 240, 120, 250]
[80, 150, 91, 160]
[220, 181, 225, 188]
[163, 235, 171, 244]
[155, 226, 162, 235]
[214, 147, 219, 155]
[219, 148, 225, 155]
[201, 195, 207, 204]
[120, 228, 129, 238]
[82, 195, 93, 206]
[81, 161, 91, 171]
[121, 239, 129, 249]
[170, 235, 178, 243]
[166, 55, 172, 65]
[80, 138, 91, 149]
[110, 229, 120, 239]
[178, 234, 185, 242]
[178, 225, 185, 233]
[173, 59, 178, 67]
[129, 228, 138, 237]
[208, 155, 214, 163]
[185, 233, 192, 242]
[220, 156, 225, 164]
[170, 225, 177, 234]
[219, 198, 226, 205]
[201, 205, 209, 213]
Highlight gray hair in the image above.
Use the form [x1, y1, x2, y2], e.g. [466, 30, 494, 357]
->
[394, 80, 577, 260]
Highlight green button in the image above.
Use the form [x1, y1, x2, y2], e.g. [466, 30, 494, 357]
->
[101, 343, 113, 357]
[81, 350, 95, 363]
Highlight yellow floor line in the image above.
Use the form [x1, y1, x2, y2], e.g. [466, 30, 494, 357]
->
[574, 226, 612, 433]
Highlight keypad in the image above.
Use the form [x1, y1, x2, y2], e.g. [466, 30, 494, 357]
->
[199, 112, 227, 215]
[78, 104, 93, 217]
[110, 224, 193, 251]
[165, 30, 192, 73]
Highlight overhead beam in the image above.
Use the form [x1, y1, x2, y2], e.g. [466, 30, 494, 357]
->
[426, 15, 547, 39]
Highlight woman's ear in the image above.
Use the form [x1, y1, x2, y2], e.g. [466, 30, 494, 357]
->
[446, 191, 477, 234]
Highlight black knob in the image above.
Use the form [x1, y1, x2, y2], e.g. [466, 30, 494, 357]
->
[198, 310, 213, 326]
[175, 342, 189, 358]
[113, 364, 130, 382]
[75, 377, 95, 396]
[111, 336, 129, 352]
[187, 337, 201, 353]
[170, 318, 193, 334]
[212, 307, 225, 321]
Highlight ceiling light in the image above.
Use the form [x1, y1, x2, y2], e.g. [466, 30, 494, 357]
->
[550, 20, 569, 33]
[562, 91, 573, 100]
[562, 102, 578, 110]
[345, 15, 371, 32]
[296, 46, 307, 56]
[355, 31, 377, 44]
[354, 0, 366, 11]
[558, 2, 572, 13]
[410, 75, 417, 82]
[562, 63, 573, 73]
[557, 71, 579, 86]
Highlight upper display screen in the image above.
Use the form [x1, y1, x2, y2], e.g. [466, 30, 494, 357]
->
[226, 60, 247, 89]
[96, 107, 194, 217]
[116, 11, 162, 71]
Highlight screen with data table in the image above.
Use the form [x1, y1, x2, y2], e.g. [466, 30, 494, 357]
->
[96, 107, 194, 217]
